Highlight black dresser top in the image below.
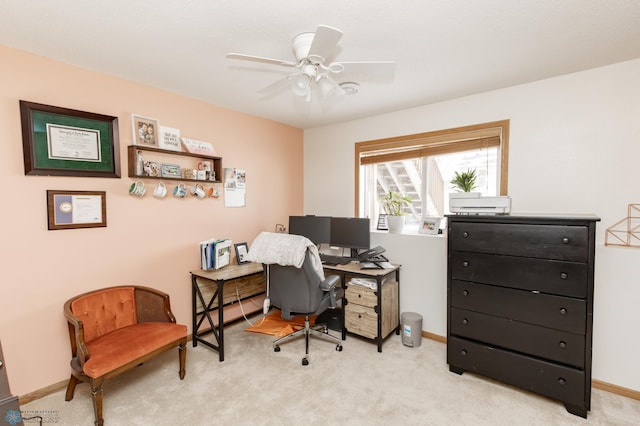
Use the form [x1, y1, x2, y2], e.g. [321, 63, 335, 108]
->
[446, 213, 600, 226]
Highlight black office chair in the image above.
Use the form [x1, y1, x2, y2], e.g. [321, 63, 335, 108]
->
[268, 249, 344, 365]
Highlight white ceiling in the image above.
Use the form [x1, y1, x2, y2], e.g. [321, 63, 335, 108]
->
[2, 1, 640, 129]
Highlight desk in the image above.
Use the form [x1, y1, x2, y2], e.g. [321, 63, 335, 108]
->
[323, 262, 401, 352]
[190, 262, 264, 361]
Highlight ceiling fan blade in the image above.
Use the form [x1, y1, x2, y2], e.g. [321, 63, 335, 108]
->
[226, 53, 298, 68]
[307, 25, 343, 63]
[339, 61, 397, 82]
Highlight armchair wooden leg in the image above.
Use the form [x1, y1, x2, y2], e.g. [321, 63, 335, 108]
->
[65, 375, 80, 401]
[178, 341, 187, 380]
[91, 382, 104, 426]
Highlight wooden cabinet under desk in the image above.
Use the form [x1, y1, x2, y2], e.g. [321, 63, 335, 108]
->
[323, 262, 400, 352]
[447, 214, 599, 419]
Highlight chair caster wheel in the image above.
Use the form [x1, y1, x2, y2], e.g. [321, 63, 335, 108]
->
[274, 345, 280, 352]
[336, 345, 343, 352]
[302, 358, 309, 366]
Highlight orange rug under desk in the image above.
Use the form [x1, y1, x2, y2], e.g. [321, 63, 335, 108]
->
[245, 309, 317, 337]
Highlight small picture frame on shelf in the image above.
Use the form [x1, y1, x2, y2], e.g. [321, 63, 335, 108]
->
[234, 242, 250, 264]
[143, 161, 160, 177]
[419, 216, 442, 235]
[132, 115, 159, 147]
[161, 163, 181, 178]
[158, 126, 182, 151]
[377, 214, 389, 231]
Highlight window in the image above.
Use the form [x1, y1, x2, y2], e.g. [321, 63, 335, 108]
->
[355, 120, 509, 231]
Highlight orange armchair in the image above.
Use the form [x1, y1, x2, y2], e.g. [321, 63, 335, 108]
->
[63, 285, 187, 426]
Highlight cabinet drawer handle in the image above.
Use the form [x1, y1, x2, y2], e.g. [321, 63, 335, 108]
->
[558, 378, 567, 386]
[358, 294, 362, 298]
[358, 314, 362, 319]
[462, 232, 469, 238]
[462, 290, 469, 296]
[560, 272, 568, 280]
[562, 237, 570, 244]
[559, 341, 567, 349]
[461, 350, 467, 356]
[462, 261, 470, 267]
[559, 308, 567, 315]
[462, 318, 468, 325]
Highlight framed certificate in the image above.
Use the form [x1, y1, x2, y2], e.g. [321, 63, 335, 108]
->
[20, 101, 120, 178]
[47, 190, 107, 230]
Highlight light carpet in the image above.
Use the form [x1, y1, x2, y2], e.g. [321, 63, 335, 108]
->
[21, 315, 640, 425]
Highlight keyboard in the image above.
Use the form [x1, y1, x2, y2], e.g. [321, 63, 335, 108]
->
[320, 254, 352, 265]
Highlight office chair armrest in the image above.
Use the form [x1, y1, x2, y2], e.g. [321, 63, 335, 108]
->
[319, 274, 340, 291]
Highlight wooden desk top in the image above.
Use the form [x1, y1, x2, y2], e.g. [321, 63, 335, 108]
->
[190, 262, 263, 281]
[322, 261, 400, 277]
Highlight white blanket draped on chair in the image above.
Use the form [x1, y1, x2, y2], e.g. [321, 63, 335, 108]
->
[247, 232, 324, 279]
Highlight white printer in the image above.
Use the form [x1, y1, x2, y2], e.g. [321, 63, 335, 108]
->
[449, 194, 511, 214]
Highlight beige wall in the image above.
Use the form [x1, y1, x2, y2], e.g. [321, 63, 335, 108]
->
[0, 45, 303, 396]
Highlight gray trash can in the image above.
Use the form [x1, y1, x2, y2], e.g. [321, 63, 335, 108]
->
[401, 312, 423, 347]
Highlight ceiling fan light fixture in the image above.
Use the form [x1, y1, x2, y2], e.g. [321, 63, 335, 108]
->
[316, 75, 338, 97]
[339, 82, 360, 95]
[291, 73, 311, 97]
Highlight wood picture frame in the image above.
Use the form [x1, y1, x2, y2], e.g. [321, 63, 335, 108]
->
[20, 101, 120, 178]
[234, 242, 250, 264]
[131, 114, 159, 147]
[47, 190, 107, 230]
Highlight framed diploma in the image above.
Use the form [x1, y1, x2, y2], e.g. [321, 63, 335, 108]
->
[20, 101, 120, 178]
[47, 190, 107, 230]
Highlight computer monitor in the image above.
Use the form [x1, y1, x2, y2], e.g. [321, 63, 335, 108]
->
[288, 215, 331, 245]
[330, 217, 370, 255]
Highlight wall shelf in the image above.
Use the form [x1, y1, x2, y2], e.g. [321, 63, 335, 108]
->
[127, 145, 222, 183]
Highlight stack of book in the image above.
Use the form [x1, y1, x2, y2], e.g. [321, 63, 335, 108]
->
[199, 238, 232, 270]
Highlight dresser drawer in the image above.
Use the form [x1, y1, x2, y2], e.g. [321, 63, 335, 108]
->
[450, 251, 588, 298]
[448, 336, 586, 408]
[449, 222, 589, 262]
[451, 280, 586, 334]
[451, 308, 585, 367]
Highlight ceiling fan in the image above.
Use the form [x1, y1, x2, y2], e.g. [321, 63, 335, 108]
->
[226, 25, 396, 102]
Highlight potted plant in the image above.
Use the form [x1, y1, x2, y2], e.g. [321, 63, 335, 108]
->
[450, 169, 479, 198]
[381, 191, 412, 233]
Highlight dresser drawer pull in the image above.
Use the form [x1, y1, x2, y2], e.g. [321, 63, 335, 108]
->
[462, 290, 469, 296]
[462, 232, 469, 238]
[560, 308, 567, 315]
[562, 237, 570, 244]
[560, 272, 568, 280]
[462, 261, 470, 267]
[462, 318, 468, 325]
[559, 341, 567, 349]
[461, 350, 467, 356]
[358, 294, 362, 298]
[358, 314, 362, 319]
[558, 378, 567, 386]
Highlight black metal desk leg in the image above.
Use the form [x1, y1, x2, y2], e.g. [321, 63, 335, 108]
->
[217, 280, 225, 362]
[395, 269, 401, 335]
[191, 275, 198, 347]
[376, 276, 383, 352]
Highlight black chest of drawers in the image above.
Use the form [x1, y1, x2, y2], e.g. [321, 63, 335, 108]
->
[446, 214, 599, 418]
